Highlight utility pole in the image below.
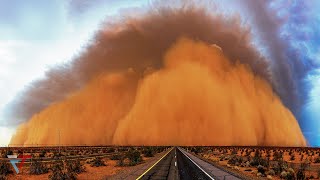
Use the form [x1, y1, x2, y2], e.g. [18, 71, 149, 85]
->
[58, 129, 61, 154]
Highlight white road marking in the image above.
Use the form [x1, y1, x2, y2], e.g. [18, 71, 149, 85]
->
[136, 147, 174, 180]
[179, 148, 215, 180]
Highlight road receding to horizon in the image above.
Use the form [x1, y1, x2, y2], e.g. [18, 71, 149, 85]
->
[136, 147, 242, 180]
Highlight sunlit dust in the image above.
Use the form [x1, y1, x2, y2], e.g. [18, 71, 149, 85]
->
[11, 38, 306, 146]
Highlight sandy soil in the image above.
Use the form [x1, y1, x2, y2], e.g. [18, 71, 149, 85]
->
[199, 148, 320, 180]
[5, 154, 160, 180]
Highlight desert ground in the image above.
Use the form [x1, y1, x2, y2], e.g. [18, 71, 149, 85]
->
[185, 146, 320, 179]
[1, 146, 320, 179]
[0, 146, 169, 179]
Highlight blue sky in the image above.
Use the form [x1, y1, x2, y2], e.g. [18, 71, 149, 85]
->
[0, 0, 319, 146]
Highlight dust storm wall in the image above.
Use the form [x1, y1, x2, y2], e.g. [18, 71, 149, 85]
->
[9, 4, 306, 146]
[11, 38, 306, 146]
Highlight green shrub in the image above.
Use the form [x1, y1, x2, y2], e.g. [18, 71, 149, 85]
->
[155, 147, 166, 153]
[91, 157, 106, 167]
[286, 168, 295, 180]
[231, 149, 237, 155]
[53, 152, 63, 159]
[250, 156, 268, 167]
[5, 150, 13, 156]
[227, 155, 242, 166]
[117, 156, 125, 167]
[39, 151, 46, 158]
[273, 151, 283, 161]
[0, 160, 12, 177]
[190, 147, 202, 155]
[66, 160, 85, 174]
[296, 168, 305, 180]
[219, 155, 225, 161]
[272, 160, 287, 175]
[49, 161, 77, 180]
[266, 169, 275, 176]
[126, 150, 142, 166]
[290, 154, 295, 161]
[29, 160, 48, 175]
[142, 147, 155, 157]
[257, 165, 266, 175]
[106, 148, 115, 153]
[281, 171, 288, 179]
[110, 154, 121, 160]
[314, 157, 320, 163]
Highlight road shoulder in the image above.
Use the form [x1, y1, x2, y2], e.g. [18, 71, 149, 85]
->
[179, 147, 243, 180]
[106, 148, 171, 180]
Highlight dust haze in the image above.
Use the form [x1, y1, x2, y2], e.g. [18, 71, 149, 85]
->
[9, 3, 306, 146]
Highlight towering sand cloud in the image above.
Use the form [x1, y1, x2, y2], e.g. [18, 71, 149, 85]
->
[11, 71, 139, 145]
[4, 4, 270, 125]
[111, 38, 306, 146]
[9, 4, 306, 146]
[11, 38, 306, 146]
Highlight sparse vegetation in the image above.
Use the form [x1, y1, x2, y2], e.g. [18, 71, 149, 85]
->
[142, 147, 155, 157]
[106, 148, 115, 153]
[49, 160, 79, 180]
[110, 154, 122, 160]
[29, 159, 49, 175]
[190, 147, 202, 155]
[0, 146, 169, 179]
[296, 168, 305, 180]
[257, 165, 266, 175]
[39, 150, 47, 158]
[186, 146, 320, 180]
[314, 156, 320, 163]
[66, 159, 85, 174]
[0, 160, 12, 179]
[3, 146, 318, 180]
[90, 157, 106, 167]
[290, 153, 295, 161]
[117, 155, 125, 167]
[126, 149, 142, 166]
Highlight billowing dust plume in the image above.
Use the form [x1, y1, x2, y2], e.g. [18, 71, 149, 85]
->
[5, 4, 272, 126]
[11, 38, 306, 146]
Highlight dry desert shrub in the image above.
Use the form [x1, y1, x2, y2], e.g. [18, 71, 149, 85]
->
[29, 159, 48, 175]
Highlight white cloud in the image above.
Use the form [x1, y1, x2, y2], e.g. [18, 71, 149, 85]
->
[0, 126, 14, 146]
[0, 38, 92, 125]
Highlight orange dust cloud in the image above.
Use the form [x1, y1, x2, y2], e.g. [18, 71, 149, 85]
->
[10, 38, 306, 146]
[10, 71, 139, 146]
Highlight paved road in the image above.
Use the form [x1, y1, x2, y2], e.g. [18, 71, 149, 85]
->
[137, 147, 242, 180]
[176, 148, 212, 180]
[178, 148, 242, 180]
[138, 148, 178, 180]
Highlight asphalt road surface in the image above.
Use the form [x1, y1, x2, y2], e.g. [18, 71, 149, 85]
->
[178, 148, 242, 180]
[139, 148, 178, 180]
[176, 148, 213, 180]
[138, 147, 242, 180]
